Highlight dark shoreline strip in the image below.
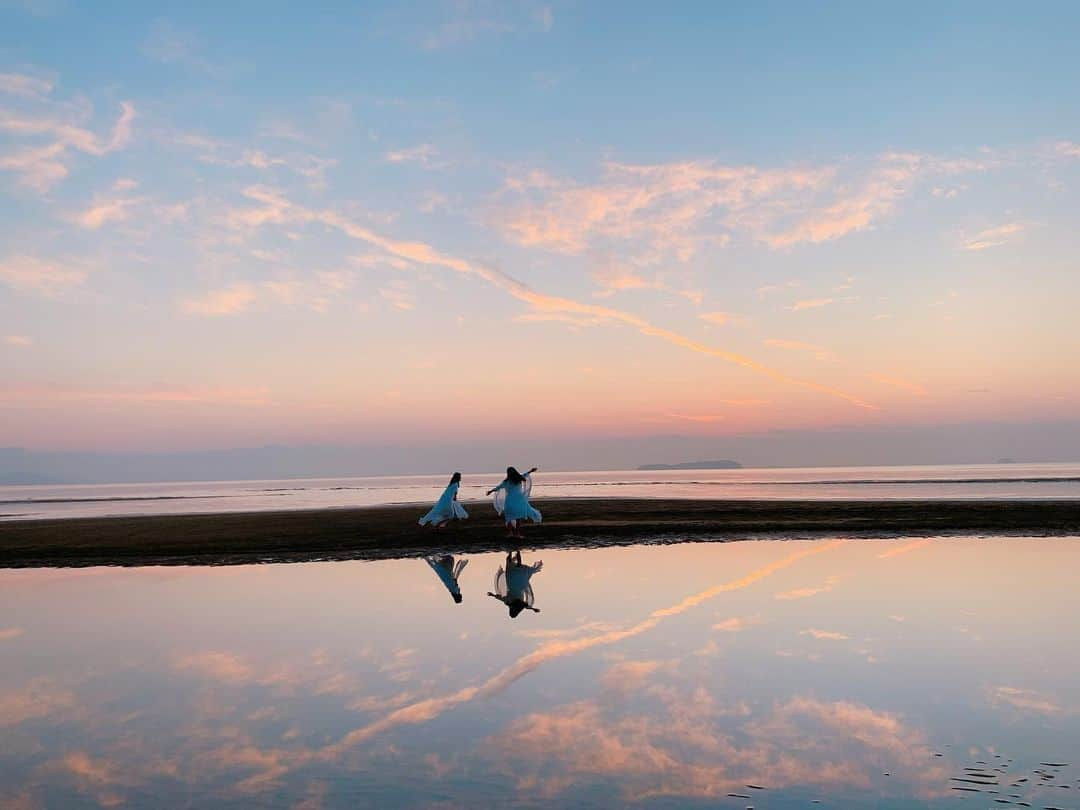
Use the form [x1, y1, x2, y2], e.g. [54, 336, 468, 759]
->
[1, 498, 1078, 569]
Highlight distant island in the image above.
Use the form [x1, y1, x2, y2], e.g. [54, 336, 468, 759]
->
[638, 460, 743, 471]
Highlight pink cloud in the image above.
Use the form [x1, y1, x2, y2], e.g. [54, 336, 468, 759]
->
[764, 338, 836, 362]
[0, 255, 87, 296]
[0, 97, 135, 191]
[801, 628, 849, 641]
[775, 575, 841, 601]
[180, 283, 259, 316]
[788, 298, 834, 312]
[961, 221, 1026, 251]
[0, 71, 54, 99]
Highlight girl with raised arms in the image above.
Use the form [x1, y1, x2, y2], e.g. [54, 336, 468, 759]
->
[486, 466, 540, 539]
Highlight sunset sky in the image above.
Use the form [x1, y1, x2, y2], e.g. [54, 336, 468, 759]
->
[2, 1, 1079, 460]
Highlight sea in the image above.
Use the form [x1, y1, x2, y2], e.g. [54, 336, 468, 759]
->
[1, 461, 1079, 521]
[3, 463, 1079, 807]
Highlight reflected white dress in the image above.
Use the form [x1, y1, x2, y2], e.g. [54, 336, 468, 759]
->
[426, 555, 468, 599]
[492, 474, 542, 523]
[419, 481, 468, 526]
[493, 559, 543, 608]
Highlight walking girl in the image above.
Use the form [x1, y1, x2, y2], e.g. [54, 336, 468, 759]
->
[419, 472, 468, 531]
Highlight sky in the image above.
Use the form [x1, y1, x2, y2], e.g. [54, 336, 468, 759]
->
[2, 1, 1079, 470]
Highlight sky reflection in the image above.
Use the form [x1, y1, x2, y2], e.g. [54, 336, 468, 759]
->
[2, 537, 1079, 808]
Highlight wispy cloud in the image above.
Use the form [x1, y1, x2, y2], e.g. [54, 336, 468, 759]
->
[220, 186, 877, 408]
[0, 255, 87, 296]
[179, 266, 360, 317]
[421, 1, 553, 49]
[384, 143, 444, 169]
[378, 279, 415, 311]
[989, 686, 1067, 716]
[1054, 140, 1080, 158]
[0, 71, 54, 99]
[173, 133, 335, 188]
[495, 151, 973, 263]
[788, 297, 833, 312]
[801, 628, 849, 641]
[3, 335, 33, 347]
[140, 19, 237, 78]
[180, 282, 259, 316]
[764, 338, 836, 362]
[712, 615, 759, 632]
[0, 82, 135, 192]
[496, 160, 827, 261]
[775, 575, 841, 601]
[757, 280, 800, 296]
[698, 311, 739, 326]
[961, 221, 1027, 251]
[488, 690, 946, 801]
[70, 192, 143, 230]
[590, 260, 701, 304]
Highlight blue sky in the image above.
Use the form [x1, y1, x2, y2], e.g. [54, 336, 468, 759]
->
[1, 1, 1078, 458]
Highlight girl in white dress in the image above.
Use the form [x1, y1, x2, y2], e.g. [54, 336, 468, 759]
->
[425, 554, 468, 604]
[486, 466, 540, 538]
[487, 550, 543, 618]
[419, 472, 468, 531]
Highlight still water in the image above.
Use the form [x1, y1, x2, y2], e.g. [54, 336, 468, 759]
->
[3, 462, 1080, 520]
[2, 536, 1079, 808]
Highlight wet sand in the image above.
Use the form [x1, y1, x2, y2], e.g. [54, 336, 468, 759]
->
[2, 498, 1078, 568]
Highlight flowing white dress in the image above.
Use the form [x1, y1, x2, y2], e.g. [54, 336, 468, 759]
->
[426, 555, 468, 599]
[419, 481, 468, 526]
[492, 559, 543, 608]
[492, 474, 541, 523]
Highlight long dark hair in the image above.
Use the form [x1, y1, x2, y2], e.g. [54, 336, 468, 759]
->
[506, 466, 525, 485]
[449, 472, 461, 485]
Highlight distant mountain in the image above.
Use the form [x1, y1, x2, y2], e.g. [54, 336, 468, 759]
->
[638, 460, 743, 471]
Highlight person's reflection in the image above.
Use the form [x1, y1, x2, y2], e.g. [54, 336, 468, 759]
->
[425, 554, 468, 604]
[488, 550, 543, 617]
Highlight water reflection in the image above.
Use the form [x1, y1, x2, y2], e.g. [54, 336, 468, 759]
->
[425, 554, 468, 604]
[488, 550, 544, 617]
[2, 537, 1079, 807]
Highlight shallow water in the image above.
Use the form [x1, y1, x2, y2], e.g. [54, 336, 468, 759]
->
[2, 536, 1079, 807]
[3, 462, 1080, 520]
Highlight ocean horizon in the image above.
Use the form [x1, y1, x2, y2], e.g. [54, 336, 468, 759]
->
[3, 461, 1080, 521]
